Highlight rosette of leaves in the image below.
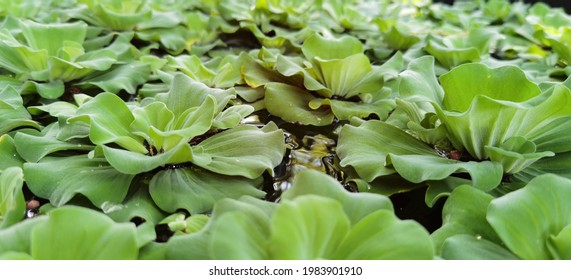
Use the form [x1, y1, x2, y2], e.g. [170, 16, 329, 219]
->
[425, 28, 501, 69]
[0, 206, 149, 259]
[337, 57, 571, 204]
[0, 19, 130, 98]
[166, 170, 434, 260]
[433, 174, 571, 260]
[20, 73, 285, 216]
[66, 0, 152, 31]
[245, 33, 394, 126]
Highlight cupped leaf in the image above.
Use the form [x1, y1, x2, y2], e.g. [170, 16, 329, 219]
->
[69, 92, 147, 154]
[149, 166, 264, 214]
[210, 206, 270, 260]
[282, 169, 393, 225]
[192, 122, 285, 178]
[301, 33, 364, 61]
[487, 174, 571, 259]
[440, 63, 540, 113]
[23, 155, 135, 208]
[333, 209, 434, 260]
[269, 196, 351, 259]
[31, 206, 138, 260]
[0, 167, 26, 229]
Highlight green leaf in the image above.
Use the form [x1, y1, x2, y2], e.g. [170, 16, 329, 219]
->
[102, 141, 193, 175]
[437, 74, 571, 160]
[149, 166, 264, 214]
[485, 136, 554, 174]
[265, 82, 334, 126]
[398, 56, 444, 105]
[333, 210, 434, 260]
[31, 206, 138, 260]
[104, 184, 166, 225]
[301, 34, 364, 61]
[269, 196, 351, 259]
[21, 20, 87, 57]
[337, 120, 436, 182]
[439, 63, 540, 113]
[431, 185, 501, 255]
[0, 135, 24, 170]
[69, 92, 147, 153]
[387, 154, 503, 191]
[14, 123, 94, 163]
[441, 235, 518, 260]
[210, 209, 270, 260]
[0, 167, 26, 229]
[282, 169, 393, 225]
[24, 155, 135, 208]
[78, 62, 151, 94]
[0, 217, 47, 256]
[487, 174, 571, 259]
[0, 86, 40, 135]
[193, 123, 285, 178]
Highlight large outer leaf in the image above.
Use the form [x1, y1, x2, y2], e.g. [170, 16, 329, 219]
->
[149, 167, 264, 214]
[0, 167, 26, 229]
[431, 185, 501, 255]
[265, 82, 334, 126]
[210, 205, 271, 260]
[0, 217, 47, 257]
[268, 196, 351, 259]
[487, 174, 571, 259]
[78, 62, 151, 94]
[23, 155, 135, 208]
[338, 120, 436, 182]
[31, 206, 138, 260]
[14, 124, 94, 163]
[282, 169, 393, 225]
[387, 154, 503, 191]
[333, 210, 434, 260]
[192, 123, 285, 178]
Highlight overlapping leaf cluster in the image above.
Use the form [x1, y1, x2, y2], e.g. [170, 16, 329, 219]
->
[2, 0, 571, 260]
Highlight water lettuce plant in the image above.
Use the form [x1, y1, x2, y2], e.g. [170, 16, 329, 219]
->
[18, 73, 285, 215]
[166, 170, 433, 260]
[338, 57, 571, 204]
[2, 0, 571, 261]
